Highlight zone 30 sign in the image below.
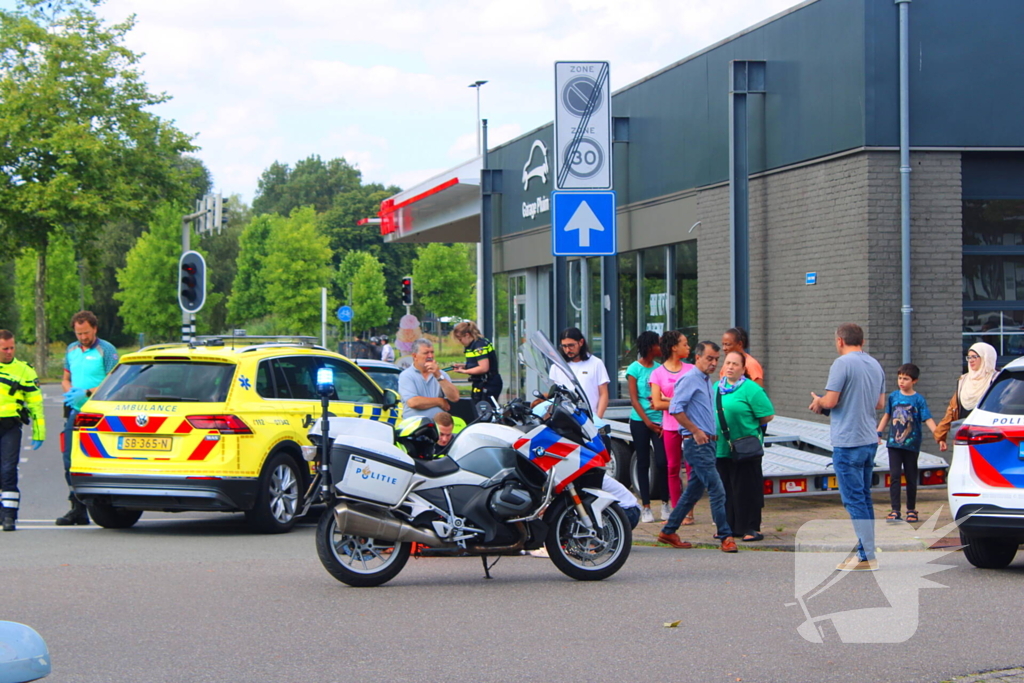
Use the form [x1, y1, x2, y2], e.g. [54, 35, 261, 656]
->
[553, 61, 612, 191]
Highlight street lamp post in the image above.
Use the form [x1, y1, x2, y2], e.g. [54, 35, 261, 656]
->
[469, 80, 488, 329]
[468, 80, 487, 155]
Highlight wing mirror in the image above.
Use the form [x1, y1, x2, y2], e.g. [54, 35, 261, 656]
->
[382, 389, 400, 409]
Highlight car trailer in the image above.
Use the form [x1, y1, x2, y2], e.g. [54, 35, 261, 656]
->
[603, 410, 948, 499]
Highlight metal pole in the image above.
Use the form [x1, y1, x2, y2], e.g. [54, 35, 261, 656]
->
[321, 287, 327, 348]
[554, 256, 568, 336]
[182, 218, 190, 342]
[897, 0, 913, 363]
[480, 119, 494, 340]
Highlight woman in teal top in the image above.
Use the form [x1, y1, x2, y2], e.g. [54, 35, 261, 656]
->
[715, 351, 775, 542]
[625, 331, 664, 523]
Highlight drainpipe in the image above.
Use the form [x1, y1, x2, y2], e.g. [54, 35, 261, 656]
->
[897, 0, 912, 363]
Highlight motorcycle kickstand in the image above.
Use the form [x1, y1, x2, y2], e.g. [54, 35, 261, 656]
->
[481, 555, 500, 580]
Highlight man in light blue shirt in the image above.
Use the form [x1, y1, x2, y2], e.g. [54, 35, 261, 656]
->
[58, 311, 118, 526]
[398, 339, 459, 420]
[657, 341, 737, 553]
[810, 323, 886, 571]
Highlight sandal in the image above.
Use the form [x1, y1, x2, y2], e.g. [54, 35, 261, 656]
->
[905, 510, 918, 523]
[682, 512, 695, 526]
[886, 510, 901, 523]
[742, 533, 764, 542]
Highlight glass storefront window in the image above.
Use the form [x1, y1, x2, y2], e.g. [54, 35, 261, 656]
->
[588, 256, 603, 358]
[493, 273, 511, 400]
[641, 247, 668, 336]
[963, 200, 1024, 246]
[673, 241, 698, 353]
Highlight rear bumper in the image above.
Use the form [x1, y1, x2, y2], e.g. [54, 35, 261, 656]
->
[956, 503, 1024, 541]
[71, 473, 259, 512]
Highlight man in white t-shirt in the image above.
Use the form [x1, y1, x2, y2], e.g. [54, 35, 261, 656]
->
[547, 327, 610, 418]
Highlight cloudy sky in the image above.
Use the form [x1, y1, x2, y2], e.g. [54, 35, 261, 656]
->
[82, 0, 805, 202]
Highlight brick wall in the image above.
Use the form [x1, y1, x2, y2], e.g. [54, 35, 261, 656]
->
[693, 150, 962, 422]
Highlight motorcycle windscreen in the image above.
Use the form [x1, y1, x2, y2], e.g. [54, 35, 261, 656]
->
[520, 330, 594, 418]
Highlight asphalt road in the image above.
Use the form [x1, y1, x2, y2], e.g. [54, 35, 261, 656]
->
[3, 387, 1024, 683]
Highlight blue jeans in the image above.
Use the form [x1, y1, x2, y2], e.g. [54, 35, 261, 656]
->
[661, 438, 733, 539]
[832, 444, 877, 561]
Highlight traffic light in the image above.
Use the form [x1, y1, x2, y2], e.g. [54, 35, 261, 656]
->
[401, 276, 413, 306]
[213, 194, 229, 233]
[178, 251, 207, 313]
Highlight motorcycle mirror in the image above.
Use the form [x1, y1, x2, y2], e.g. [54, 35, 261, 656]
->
[532, 390, 544, 399]
[474, 400, 494, 421]
[0, 621, 51, 681]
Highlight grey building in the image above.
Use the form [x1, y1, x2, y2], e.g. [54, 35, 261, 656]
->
[380, 0, 1024, 418]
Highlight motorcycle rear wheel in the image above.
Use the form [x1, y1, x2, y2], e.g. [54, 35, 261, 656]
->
[544, 499, 631, 581]
[316, 509, 411, 587]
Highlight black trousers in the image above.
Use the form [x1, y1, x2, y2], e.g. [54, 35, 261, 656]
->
[629, 420, 667, 505]
[887, 447, 920, 510]
[0, 420, 22, 519]
[715, 455, 764, 536]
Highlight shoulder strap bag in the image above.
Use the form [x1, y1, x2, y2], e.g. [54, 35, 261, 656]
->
[716, 386, 764, 461]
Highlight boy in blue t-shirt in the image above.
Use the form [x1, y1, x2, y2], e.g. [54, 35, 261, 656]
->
[876, 363, 938, 523]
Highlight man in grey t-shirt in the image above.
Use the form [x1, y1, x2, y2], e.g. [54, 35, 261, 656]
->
[809, 323, 885, 571]
[398, 338, 460, 420]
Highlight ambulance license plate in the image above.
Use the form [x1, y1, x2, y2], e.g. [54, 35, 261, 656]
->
[118, 436, 172, 452]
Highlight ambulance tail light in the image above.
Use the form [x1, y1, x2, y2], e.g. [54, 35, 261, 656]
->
[74, 413, 103, 428]
[186, 415, 253, 434]
[763, 479, 773, 495]
[920, 469, 946, 486]
[954, 425, 1003, 446]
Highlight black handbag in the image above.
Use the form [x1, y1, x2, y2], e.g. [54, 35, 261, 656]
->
[716, 387, 764, 461]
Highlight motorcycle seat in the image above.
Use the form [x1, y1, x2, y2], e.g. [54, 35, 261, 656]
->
[414, 456, 460, 478]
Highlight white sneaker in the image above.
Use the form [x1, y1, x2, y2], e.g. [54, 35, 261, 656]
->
[640, 507, 655, 524]
[528, 547, 549, 558]
[660, 502, 673, 522]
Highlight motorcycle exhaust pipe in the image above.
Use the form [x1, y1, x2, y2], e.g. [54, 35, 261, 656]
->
[332, 502, 454, 548]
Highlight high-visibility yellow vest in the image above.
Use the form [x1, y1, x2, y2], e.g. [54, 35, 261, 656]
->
[0, 359, 45, 441]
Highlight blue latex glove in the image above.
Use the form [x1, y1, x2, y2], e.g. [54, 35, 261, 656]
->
[31, 440, 43, 450]
[63, 387, 88, 410]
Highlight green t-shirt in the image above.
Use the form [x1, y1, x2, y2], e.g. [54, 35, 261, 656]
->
[626, 360, 661, 423]
[714, 379, 774, 458]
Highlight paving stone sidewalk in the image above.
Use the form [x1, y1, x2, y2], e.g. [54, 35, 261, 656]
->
[632, 489, 960, 551]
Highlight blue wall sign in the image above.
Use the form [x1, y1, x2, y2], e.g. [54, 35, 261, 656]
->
[806, 272, 817, 285]
[551, 191, 617, 256]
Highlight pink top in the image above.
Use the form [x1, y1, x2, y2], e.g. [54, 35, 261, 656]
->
[650, 362, 694, 431]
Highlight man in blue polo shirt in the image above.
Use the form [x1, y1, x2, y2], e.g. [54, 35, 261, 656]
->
[57, 311, 119, 526]
[656, 341, 738, 553]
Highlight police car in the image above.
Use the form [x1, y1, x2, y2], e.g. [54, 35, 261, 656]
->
[70, 337, 400, 533]
[948, 356, 1024, 568]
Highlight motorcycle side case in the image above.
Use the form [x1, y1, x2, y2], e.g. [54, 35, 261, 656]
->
[330, 435, 415, 506]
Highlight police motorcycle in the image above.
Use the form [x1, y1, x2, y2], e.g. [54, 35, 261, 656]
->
[304, 330, 631, 587]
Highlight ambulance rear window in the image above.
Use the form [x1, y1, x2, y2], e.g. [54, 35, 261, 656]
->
[91, 362, 236, 403]
[978, 369, 1024, 415]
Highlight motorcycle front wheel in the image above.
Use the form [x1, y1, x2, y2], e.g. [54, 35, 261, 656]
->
[316, 509, 411, 587]
[544, 499, 631, 581]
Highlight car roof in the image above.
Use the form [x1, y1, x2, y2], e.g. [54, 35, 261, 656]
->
[1002, 356, 1024, 370]
[120, 341, 358, 365]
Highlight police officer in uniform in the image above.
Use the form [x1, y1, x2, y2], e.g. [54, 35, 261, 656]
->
[0, 330, 45, 532]
[451, 321, 503, 406]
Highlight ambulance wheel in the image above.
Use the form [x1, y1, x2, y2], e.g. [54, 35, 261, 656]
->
[246, 451, 302, 534]
[87, 502, 142, 529]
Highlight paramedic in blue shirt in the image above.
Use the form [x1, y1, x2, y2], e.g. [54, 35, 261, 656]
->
[57, 311, 119, 526]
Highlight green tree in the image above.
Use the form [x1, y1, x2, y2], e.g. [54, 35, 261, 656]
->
[199, 194, 250, 334]
[412, 243, 475, 320]
[252, 155, 363, 216]
[227, 213, 280, 326]
[115, 204, 219, 341]
[336, 251, 389, 332]
[262, 207, 333, 334]
[0, 0, 196, 372]
[14, 233, 90, 343]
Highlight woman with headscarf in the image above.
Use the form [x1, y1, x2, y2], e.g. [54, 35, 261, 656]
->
[934, 342, 999, 451]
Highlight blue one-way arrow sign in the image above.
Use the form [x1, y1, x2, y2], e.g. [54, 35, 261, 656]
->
[551, 191, 616, 256]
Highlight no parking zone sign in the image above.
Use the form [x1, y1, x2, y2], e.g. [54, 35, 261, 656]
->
[554, 61, 612, 191]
